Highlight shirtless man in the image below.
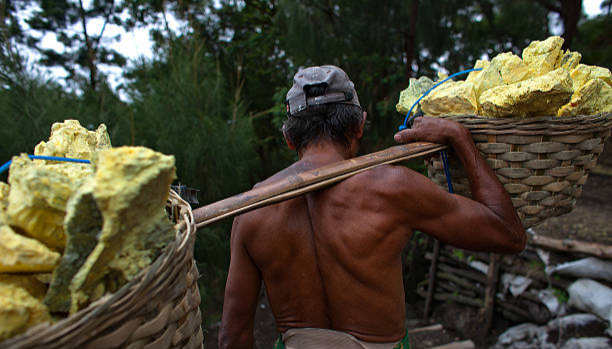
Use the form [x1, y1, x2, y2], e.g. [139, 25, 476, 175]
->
[219, 65, 526, 349]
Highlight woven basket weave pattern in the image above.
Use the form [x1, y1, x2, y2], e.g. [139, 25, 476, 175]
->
[426, 114, 612, 228]
[0, 191, 203, 349]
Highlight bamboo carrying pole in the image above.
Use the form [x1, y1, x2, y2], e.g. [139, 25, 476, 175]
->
[192, 142, 447, 227]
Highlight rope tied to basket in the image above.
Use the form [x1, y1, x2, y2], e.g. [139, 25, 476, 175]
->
[398, 68, 482, 194]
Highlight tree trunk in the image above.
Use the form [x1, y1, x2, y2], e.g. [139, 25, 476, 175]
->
[533, 0, 582, 49]
[78, 0, 97, 91]
[559, 0, 582, 48]
[404, 0, 419, 82]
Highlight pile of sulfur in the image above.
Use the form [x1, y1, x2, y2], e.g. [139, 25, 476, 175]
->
[396, 36, 612, 118]
[0, 120, 176, 341]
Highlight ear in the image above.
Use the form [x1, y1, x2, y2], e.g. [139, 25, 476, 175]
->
[356, 111, 367, 139]
[283, 129, 296, 150]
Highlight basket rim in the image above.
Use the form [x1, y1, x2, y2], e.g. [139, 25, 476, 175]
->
[0, 189, 196, 347]
[434, 113, 611, 123]
[431, 113, 612, 136]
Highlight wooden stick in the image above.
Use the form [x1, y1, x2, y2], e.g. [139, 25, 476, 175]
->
[192, 142, 446, 227]
[497, 257, 571, 289]
[408, 323, 443, 334]
[424, 290, 484, 308]
[437, 271, 483, 293]
[437, 262, 487, 284]
[437, 280, 478, 298]
[431, 340, 475, 349]
[495, 298, 532, 321]
[529, 233, 612, 259]
[500, 309, 524, 323]
[441, 246, 491, 263]
[480, 253, 499, 337]
[424, 239, 441, 322]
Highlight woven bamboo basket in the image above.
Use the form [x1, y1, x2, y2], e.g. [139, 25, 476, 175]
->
[426, 113, 612, 228]
[0, 190, 203, 349]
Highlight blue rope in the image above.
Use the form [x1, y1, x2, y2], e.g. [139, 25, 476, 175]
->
[398, 68, 482, 131]
[397, 68, 481, 192]
[0, 155, 91, 174]
[440, 150, 454, 193]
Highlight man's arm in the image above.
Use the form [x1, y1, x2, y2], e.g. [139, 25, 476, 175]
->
[219, 217, 261, 349]
[393, 117, 526, 253]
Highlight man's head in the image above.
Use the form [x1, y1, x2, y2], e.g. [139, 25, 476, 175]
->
[283, 65, 366, 155]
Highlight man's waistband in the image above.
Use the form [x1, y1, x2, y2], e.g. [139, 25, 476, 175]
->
[274, 327, 410, 349]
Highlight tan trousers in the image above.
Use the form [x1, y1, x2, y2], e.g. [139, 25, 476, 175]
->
[282, 328, 401, 349]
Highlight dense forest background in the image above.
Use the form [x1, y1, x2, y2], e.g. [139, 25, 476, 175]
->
[1, 0, 611, 326]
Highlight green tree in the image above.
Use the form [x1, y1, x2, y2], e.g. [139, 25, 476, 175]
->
[573, 13, 612, 68]
[21, 0, 127, 91]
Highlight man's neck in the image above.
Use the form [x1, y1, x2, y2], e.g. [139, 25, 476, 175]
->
[298, 140, 355, 165]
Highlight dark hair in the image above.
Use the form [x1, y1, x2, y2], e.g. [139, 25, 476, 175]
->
[283, 86, 363, 152]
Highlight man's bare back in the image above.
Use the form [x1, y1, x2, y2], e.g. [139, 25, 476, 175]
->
[231, 161, 415, 343]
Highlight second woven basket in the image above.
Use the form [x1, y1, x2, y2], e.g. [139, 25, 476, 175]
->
[0, 190, 203, 349]
[426, 113, 612, 228]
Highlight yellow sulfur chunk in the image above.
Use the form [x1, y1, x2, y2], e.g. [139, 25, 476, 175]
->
[0, 282, 51, 341]
[437, 71, 449, 80]
[107, 210, 174, 282]
[69, 147, 176, 313]
[479, 68, 573, 117]
[421, 81, 479, 116]
[469, 59, 503, 96]
[0, 182, 8, 208]
[396, 76, 435, 115]
[570, 64, 612, 91]
[469, 53, 530, 97]
[0, 182, 8, 223]
[466, 59, 490, 84]
[0, 275, 47, 300]
[5, 155, 86, 250]
[44, 181, 102, 313]
[33, 273, 52, 285]
[558, 78, 612, 117]
[491, 52, 530, 85]
[558, 50, 581, 70]
[522, 36, 564, 77]
[34, 119, 111, 161]
[0, 225, 60, 273]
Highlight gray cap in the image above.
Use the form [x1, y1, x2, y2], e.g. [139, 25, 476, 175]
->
[286, 65, 360, 116]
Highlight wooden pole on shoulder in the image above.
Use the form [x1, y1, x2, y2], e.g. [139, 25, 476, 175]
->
[192, 142, 446, 228]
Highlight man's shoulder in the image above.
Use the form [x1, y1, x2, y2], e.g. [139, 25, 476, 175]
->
[252, 161, 311, 189]
[232, 165, 303, 238]
[252, 161, 427, 203]
[344, 163, 421, 192]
